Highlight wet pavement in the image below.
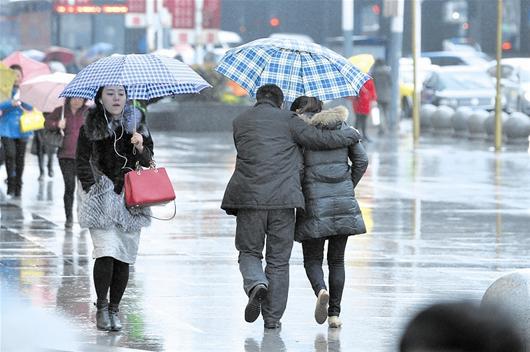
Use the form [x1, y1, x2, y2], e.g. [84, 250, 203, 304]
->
[1, 125, 530, 351]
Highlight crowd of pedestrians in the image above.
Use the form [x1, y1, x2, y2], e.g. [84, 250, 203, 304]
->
[0, 53, 524, 351]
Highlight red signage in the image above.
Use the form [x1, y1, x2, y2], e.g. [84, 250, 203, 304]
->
[127, 0, 146, 13]
[203, 0, 220, 29]
[169, 0, 194, 29]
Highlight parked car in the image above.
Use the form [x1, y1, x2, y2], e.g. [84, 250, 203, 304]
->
[422, 51, 491, 68]
[421, 66, 498, 111]
[399, 57, 435, 118]
[486, 58, 530, 115]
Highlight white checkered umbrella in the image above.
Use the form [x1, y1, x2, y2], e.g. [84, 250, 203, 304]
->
[215, 38, 370, 102]
[60, 54, 211, 100]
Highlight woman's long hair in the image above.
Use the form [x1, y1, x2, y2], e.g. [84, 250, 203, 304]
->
[64, 97, 88, 112]
[290, 96, 323, 114]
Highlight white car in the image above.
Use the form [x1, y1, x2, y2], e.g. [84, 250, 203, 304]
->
[486, 58, 530, 115]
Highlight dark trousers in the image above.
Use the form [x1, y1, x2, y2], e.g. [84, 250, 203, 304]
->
[235, 208, 295, 324]
[1, 137, 27, 194]
[58, 158, 76, 220]
[34, 131, 56, 176]
[355, 114, 370, 140]
[302, 235, 348, 317]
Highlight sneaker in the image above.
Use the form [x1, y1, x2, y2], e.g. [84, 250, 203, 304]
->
[328, 316, 342, 328]
[264, 320, 281, 329]
[315, 289, 329, 324]
[245, 284, 267, 323]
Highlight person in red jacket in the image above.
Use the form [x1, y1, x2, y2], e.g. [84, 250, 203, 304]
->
[350, 79, 377, 142]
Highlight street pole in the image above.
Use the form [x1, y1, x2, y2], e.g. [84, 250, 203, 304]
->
[412, 0, 422, 144]
[388, 0, 404, 131]
[494, 0, 503, 151]
[342, 0, 354, 58]
[146, 0, 155, 52]
[194, 0, 204, 65]
[156, 0, 164, 51]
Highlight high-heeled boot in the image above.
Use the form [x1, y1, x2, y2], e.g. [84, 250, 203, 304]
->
[108, 303, 122, 331]
[95, 299, 111, 331]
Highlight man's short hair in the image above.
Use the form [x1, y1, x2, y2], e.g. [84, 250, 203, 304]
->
[256, 84, 284, 108]
[9, 64, 23, 74]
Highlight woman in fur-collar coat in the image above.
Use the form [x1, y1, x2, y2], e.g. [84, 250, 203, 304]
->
[292, 97, 368, 329]
[76, 86, 153, 332]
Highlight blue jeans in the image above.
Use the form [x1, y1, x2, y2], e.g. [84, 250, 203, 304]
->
[302, 235, 348, 316]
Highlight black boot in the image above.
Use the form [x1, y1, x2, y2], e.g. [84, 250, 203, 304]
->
[6, 177, 15, 196]
[14, 184, 21, 198]
[108, 303, 122, 331]
[95, 299, 111, 331]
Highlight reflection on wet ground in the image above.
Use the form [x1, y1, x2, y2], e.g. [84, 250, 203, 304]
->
[1, 130, 530, 351]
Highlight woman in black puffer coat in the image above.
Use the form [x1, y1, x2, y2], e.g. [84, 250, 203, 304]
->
[292, 97, 368, 328]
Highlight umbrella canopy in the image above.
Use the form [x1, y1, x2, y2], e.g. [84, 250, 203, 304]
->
[85, 42, 114, 59]
[215, 38, 370, 102]
[44, 46, 75, 65]
[349, 54, 375, 74]
[19, 72, 75, 112]
[0, 63, 16, 101]
[2, 51, 51, 82]
[60, 53, 211, 100]
[21, 49, 45, 62]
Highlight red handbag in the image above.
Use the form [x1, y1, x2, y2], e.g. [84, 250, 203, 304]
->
[124, 164, 175, 208]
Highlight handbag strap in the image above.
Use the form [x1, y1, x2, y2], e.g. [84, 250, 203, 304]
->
[148, 200, 176, 221]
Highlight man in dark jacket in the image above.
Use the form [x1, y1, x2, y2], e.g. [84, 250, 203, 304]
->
[221, 84, 361, 329]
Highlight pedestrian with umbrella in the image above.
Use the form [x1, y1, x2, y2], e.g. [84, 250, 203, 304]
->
[20, 72, 77, 184]
[220, 84, 362, 330]
[75, 85, 152, 331]
[43, 96, 87, 228]
[291, 96, 368, 328]
[60, 53, 210, 331]
[0, 64, 34, 197]
[216, 39, 369, 329]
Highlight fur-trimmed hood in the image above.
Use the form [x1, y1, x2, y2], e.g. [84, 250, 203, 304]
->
[298, 106, 349, 127]
[84, 106, 150, 141]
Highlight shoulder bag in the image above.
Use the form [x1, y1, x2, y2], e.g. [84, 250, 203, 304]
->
[20, 109, 45, 132]
[124, 161, 176, 209]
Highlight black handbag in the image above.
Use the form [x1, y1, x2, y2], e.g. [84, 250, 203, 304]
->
[42, 129, 64, 148]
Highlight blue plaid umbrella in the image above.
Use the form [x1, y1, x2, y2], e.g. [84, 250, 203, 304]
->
[60, 54, 211, 100]
[216, 38, 370, 102]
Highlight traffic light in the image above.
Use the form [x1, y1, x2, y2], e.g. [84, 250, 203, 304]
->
[269, 17, 280, 27]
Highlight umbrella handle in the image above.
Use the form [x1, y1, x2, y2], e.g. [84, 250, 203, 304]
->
[59, 104, 65, 135]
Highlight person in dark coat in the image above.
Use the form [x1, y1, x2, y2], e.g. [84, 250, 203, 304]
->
[292, 96, 368, 328]
[221, 84, 361, 330]
[32, 126, 56, 181]
[371, 59, 392, 135]
[76, 85, 153, 332]
[44, 97, 88, 228]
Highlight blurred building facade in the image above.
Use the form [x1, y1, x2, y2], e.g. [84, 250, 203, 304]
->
[0, 0, 528, 59]
[219, 0, 530, 58]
